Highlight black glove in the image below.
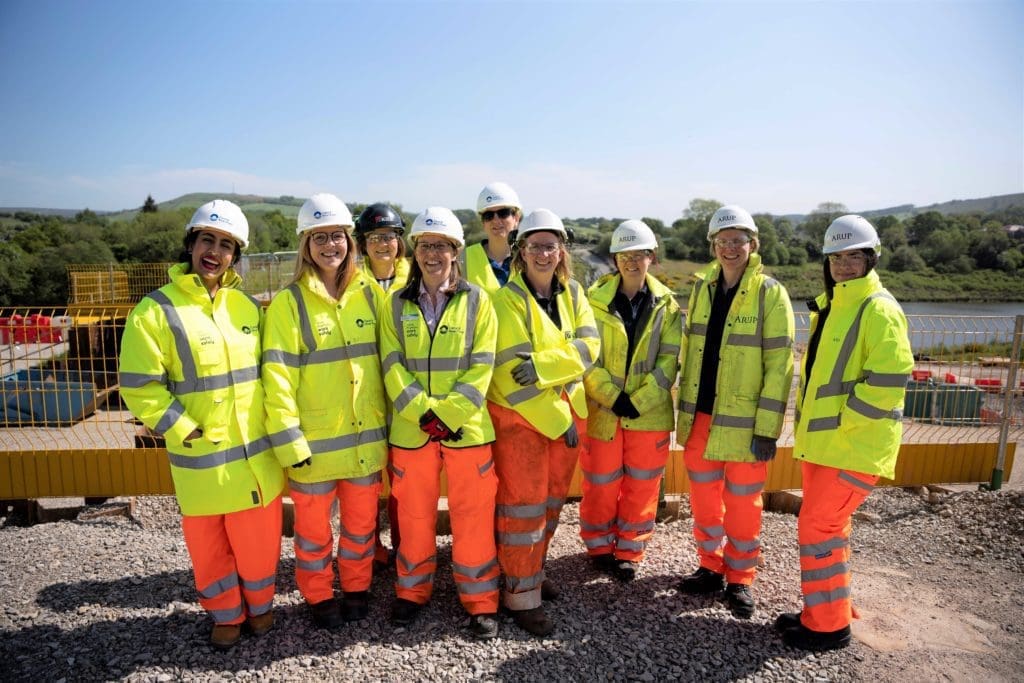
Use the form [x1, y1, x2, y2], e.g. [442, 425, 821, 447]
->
[611, 392, 641, 419]
[419, 410, 453, 442]
[511, 351, 539, 386]
[750, 436, 777, 462]
[448, 427, 464, 443]
[564, 422, 579, 448]
[292, 457, 312, 469]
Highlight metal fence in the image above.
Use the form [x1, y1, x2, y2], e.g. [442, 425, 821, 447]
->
[1, 305, 1020, 497]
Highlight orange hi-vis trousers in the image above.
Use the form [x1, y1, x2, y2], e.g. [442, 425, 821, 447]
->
[683, 412, 767, 586]
[580, 427, 670, 562]
[181, 495, 283, 625]
[390, 442, 499, 615]
[374, 466, 400, 566]
[290, 472, 382, 604]
[798, 461, 878, 632]
[489, 402, 585, 611]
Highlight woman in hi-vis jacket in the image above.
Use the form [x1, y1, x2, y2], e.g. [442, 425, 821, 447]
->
[487, 208, 600, 637]
[119, 200, 285, 651]
[262, 193, 388, 630]
[379, 207, 501, 641]
[776, 215, 912, 651]
[676, 205, 794, 620]
[581, 220, 681, 582]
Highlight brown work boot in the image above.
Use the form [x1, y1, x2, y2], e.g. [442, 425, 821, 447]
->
[210, 623, 241, 650]
[510, 606, 554, 637]
[246, 611, 274, 636]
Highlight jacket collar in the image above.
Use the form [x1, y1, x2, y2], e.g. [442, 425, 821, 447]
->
[169, 261, 242, 301]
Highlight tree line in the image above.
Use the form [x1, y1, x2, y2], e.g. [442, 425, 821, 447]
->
[1, 197, 1022, 307]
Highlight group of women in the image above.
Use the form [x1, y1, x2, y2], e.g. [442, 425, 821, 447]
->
[119, 184, 913, 654]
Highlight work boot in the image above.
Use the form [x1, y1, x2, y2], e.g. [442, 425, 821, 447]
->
[774, 611, 802, 632]
[783, 623, 852, 651]
[541, 579, 561, 601]
[676, 567, 726, 595]
[614, 560, 638, 583]
[591, 553, 617, 575]
[391, 598, 423, 626]
[209, 623, 241, 650]
[725, 583, 755, 618]
[246, 611, 274, 636]
[467, 613, 499, 640]
[310, 598, 344, 630]
[342, 591, 370, 622]
[510, 605, 554, 637]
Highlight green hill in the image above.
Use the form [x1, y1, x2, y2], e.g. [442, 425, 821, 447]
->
[103, 193, 306, 222]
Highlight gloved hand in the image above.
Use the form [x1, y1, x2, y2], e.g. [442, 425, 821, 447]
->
[750, 436, 777, 462]
[611, 392, 641, 419]
[292, 457, 312, 469]
[448, 427, 464, 443]
[419, 410, 453, 442]
[511, 351, 539, 386]
[564, 422, 579, 448]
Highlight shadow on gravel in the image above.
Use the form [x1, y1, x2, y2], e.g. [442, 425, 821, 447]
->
[36, 569, 195, 610]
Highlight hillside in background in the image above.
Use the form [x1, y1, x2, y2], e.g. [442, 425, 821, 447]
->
[4, 192, 1023, 224]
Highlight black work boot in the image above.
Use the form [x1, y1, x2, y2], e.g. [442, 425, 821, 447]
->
[614, 560, 638, 583]
[510, 605, 554, 637]
[725, 583, 755, 618]
[467, 613, 499, 640]
[591, 554, 617, 575]
[342, 591, 369, 622]
[676, 567, 726, 594]
[309, 597, 344, 630]
[391, 598, 423, 626]
[774, 611, 802, 632]
[783, 623, 852, 651]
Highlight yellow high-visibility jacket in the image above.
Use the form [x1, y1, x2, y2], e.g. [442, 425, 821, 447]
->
[677, 253, 795, 461]
[488, 273, 601, 439]
[794, 270, 913, 479]
[360, 256, 411, 297]
[584, 273, 682, 441]
[261, 270, 388, 482]
[463, 241, 506, 294]
[379, 278, 498, 449]
[119, 263, 285, 516]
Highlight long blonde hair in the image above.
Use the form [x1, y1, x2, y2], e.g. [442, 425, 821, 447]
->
[289, 231, 358, 294]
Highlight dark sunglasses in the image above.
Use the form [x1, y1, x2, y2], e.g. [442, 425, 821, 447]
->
[481, 207, 515, 222]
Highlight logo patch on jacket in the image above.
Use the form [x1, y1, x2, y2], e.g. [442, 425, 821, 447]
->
[438, 324, 463, 335]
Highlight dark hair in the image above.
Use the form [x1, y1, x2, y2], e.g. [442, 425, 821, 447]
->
[179, 229, 242, 267]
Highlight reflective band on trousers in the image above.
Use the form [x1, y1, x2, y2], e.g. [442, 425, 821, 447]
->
[199, 572, 239, 599]
[210, 605, 244, 623]
[294, 533, 331, 554]
[725, 479, 764, 496]
[297, 555, 332, 572]
[498, 528, 546, 546]
[618, 519, 655, 534]
[506, 572, 544, 592]
[583, 467, 623, 485]
[496, 502, 547, 519]
[838, 470, 874, 493]
[453, 558, 498, 580]
[398, 573, 434, 588]
[724, 555, 759, 570]
[688, 469, 724, 484]
[624, 464, 664, 481]
[580, 518, 614, 533]
[247, 598, 273, 616]
[727, 536, 761, 553]
[457, 577, 501, 594]
[800, 536, 848, 557]
[801, 562, 849, 582]
[242, 574, 275, 591]
[803, 585, 851, 607]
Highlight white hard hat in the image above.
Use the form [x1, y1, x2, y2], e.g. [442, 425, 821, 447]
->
[297, 193, 354, 235]
[823, 215, 881, 254]
[610, 219, 657, 253]
[186, 199, 249, 248]
[410, 207, 464, 247]
[476, 182, 522, 213]
[708, 205, 757, 240]
[518, 208, 567, 242]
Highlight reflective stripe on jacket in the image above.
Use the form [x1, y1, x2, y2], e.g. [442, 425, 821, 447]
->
[584, 273, 682, 441]
[380, 279, 497, 448]
[360, 256, 411, 296]
[677, 253, 795, 462]
[463, 242, 504, 294]
[488, 273, 601, 439]
[261, 270, 388, 481]
[794, 270, 913, 479]
[119, 263, 285, 516]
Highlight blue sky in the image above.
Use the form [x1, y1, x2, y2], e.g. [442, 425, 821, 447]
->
[1, 0, 1021, 221]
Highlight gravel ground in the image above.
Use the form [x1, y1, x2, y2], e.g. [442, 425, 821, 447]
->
[2, 486, 1022, 682]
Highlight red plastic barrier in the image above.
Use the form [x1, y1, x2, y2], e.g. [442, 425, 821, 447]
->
[911, 370, 932, 381]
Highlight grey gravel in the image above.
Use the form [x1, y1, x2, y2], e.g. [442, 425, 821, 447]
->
[2, 487, 1023, 682]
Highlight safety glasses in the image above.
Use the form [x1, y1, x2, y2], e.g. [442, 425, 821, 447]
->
[311, 231, 347, 246]
[481, 207, 515, 222]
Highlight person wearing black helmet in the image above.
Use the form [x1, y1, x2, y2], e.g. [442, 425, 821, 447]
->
[355, 203, 411, 295]
[355, 203, 411, 572]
